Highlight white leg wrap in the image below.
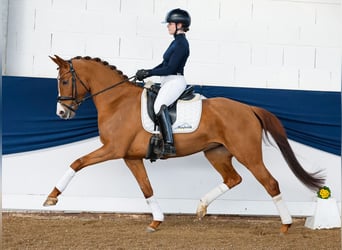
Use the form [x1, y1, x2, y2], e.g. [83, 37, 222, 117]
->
[200, 183, 229, 206]
[55, 168, 76, 192]
[273, 194, 293, 224]
[146, 196, 164, 222]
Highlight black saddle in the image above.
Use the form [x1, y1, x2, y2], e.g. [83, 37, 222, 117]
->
[146, 84, 196, 124]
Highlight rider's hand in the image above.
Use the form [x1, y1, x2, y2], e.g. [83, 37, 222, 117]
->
[135, 69, 151, 81]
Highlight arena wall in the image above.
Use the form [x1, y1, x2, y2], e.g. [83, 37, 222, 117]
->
[2, 0, 341, 216]
[4, 0, 341, 90]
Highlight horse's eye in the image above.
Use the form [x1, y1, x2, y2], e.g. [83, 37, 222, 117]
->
[62, 80, 69, 85]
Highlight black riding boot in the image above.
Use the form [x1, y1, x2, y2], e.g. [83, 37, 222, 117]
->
[157, 105, 176, 156]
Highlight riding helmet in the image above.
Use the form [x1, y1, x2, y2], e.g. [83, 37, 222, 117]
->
[164, 8, 191, 28]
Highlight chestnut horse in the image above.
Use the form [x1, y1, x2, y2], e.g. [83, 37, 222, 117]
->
[44, 55, 324, 233]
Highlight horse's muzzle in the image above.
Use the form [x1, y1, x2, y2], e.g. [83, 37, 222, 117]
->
[56, 102, 75, 119]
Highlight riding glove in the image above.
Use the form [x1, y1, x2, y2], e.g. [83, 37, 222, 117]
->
[136, 69, 151, 81]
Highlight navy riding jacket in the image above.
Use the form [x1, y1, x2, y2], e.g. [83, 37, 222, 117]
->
[150, 34, 189, 76]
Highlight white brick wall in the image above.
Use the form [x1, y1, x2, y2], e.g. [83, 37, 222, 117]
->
[4, 0, 341, 91]
[85, 35, 120, 58]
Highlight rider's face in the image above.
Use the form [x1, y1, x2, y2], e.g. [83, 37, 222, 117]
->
[167, 22, 176, 35]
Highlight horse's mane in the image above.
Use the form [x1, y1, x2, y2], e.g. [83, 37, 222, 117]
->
[71, 56, 128, 79]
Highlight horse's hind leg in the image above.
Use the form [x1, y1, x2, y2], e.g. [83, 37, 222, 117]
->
[239, 155, 292, 234]
[197, 146, 242, 219]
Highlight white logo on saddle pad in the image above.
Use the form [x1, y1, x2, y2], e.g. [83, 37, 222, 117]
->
[141, 89, 203, 134]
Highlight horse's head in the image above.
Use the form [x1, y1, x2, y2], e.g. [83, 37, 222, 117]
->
[50, 55, 90, 119]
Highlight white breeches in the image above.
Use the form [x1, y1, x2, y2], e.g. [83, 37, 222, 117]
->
[153, 75, 187, 114]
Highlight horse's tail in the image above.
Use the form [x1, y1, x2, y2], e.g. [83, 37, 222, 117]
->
[251, 106, 325, 191]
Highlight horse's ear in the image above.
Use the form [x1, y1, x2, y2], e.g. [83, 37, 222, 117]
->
[49, 55, 68, 68]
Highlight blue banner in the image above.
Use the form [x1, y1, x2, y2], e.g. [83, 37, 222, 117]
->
[194, 85, 341, 156]
[3, 76, 341, 155]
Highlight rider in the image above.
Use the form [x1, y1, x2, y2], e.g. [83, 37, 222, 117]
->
[135, 8, 191, 156]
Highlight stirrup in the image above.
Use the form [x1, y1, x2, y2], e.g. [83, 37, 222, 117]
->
[163, 143, 176, 156]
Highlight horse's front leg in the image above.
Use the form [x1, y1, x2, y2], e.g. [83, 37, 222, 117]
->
[124, 159, 164, 232]
[43, 146, 114, 206]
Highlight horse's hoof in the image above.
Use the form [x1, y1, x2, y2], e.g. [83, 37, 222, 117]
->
[43, 197, 58, 206]
[196, 203, 207, 220]
[146, 226, 156, 233]
[280, 224, 292, 234]
[146, 220, 162, 232]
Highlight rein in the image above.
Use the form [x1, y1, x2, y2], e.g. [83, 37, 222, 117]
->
[81, 75, 137, 103]
[58, 59, 138, 112]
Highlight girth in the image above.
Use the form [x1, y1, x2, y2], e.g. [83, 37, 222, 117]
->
[146, 84, 195, 124]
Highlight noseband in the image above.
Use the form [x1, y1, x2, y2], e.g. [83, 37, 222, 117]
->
[57, 60, 136, 113]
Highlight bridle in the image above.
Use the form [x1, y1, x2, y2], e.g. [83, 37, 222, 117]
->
[57, 60, 90, 112]
[57, 60, 136, 113]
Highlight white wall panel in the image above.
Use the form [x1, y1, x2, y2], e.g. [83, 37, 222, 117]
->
[5, 51, 33, 76]
[300, 23, 341, 47]
[15, 31, 50, 55]
[188, 0, 220, 21]
[3, 138, 340, 216]
[154, 0, 188, 16]
[35, 9, 83, 33]
[5, 31, 16, 55]
[86, 0, 120, 12]
[315, 47, 341, 72]
[119, 37, 153, 59]
[187, 62, 235, 86]
[331, 71, 342, 89]
[52, 0, 86, 10]
[220, 0, 252, 23]
[300, 69, 336, 90]
[137, 16, 167, 38]
[251, 45, 284, 68]
[268, 24, 300, 45]
[120, 0, 154, 16]
[79, 11, 106, 34]
[220, 43, 251, 66]
[253, 1, 316, 26]
[233, 22, 269, 43]
[4, 0, 341, 90]
[234, 66, 268, 87]
[284, 46, 316, 69]
[267, 68, 299, 89]
[189, 40, 220, 63]
[7, 5, 34, 31]
[316, 4, 341, 26]
[103, 14, 137, 37]
[194, 21, 236, 43]
[85, 35, 120, 58]
[33, 54, 57, 77]
[51, 32, 86, 56]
